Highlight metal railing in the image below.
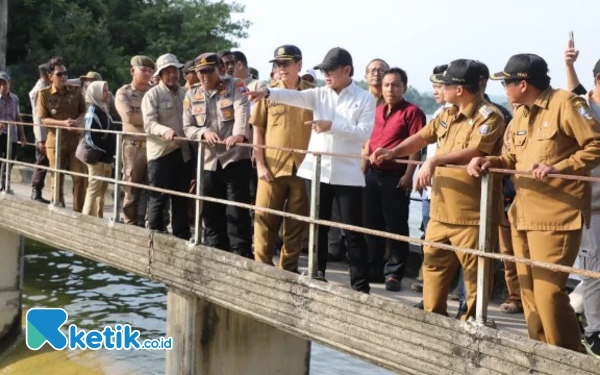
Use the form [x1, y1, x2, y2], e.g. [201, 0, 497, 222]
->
[2, 116, 600, 325]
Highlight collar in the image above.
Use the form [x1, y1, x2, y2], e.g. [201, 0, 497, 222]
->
[0, 92, 11, 101]
[459, 97, 485, 119]
[50, 84, 73, 95]
[385, 99, 406, 114]
[533, 87, 553, 110]
[369, 86, 383, 100]
[276, 77, 304, 90]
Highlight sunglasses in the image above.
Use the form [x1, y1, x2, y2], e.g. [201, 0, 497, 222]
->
[198, 68, 216, 75]
[275, 60, 293, 68]
[501, 79, 521, 87]
[53, 71, 68, 78]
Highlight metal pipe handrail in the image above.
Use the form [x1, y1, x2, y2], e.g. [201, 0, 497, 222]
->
[1, 155, 599, 282]
[5, 118, 600, 184]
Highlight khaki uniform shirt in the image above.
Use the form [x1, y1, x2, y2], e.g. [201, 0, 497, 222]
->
[250, 79, 314, 178]
[488, 87, 600, 231]
[369, 87, 385, 107]
[418, 98, 505, 225]
[183, 76, 250, 171]
[142, 81, 190, 162]
[115, 83, 150, 140]
[38, 84, 86, 143]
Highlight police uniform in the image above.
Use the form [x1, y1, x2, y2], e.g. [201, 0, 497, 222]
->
[37, 83, 88, 211]
[183, 53, 253, 257]
[115, 55, 156, 227]
[488, 54, 600, 352]
[250, 45, 313, 271]
[420, 60, 505, 320]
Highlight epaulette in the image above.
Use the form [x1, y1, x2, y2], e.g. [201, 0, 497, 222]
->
[479, 105, 492, 120]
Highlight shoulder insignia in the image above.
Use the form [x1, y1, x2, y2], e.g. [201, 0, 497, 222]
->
[235, 80, 248, 94]
[577, 105, 594, 121]
[478, 105, 492, 120]
[479, 124, 491, 135]
[440, 120, 448, 128]
[183, 98, 191, 111]
[194, 93, 205, 101]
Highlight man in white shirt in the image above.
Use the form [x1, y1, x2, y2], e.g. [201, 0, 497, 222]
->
[565, 45, 600, 359]
[247, 47, 375, 293]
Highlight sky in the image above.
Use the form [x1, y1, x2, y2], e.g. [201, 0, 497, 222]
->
[231, 0, 600, 96]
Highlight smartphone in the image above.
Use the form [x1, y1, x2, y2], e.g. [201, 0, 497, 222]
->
[569, 31, 575, 48]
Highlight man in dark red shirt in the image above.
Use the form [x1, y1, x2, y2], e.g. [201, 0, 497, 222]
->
[364, 67, 426, 291]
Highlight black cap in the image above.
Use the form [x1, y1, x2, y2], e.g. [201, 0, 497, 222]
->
[269, 45, 302, 63]
[593, 59, 600, 77]
[314, 47, 353, 71]
[490, 53, 549, 81]
[473, 61, 490, 80]
[430, 59, 481, 86]
[194, 53, 220, 70]
[182, 60, 195, 74]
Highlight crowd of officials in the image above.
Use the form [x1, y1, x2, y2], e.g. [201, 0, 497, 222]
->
[0, 41, 599, 359]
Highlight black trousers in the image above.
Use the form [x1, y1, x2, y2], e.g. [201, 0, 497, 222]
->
[31, 146, 49, 190]
[364, 169, 410, 280]
[203, 159, 252, 257]
[147, 149, 191, 239]
[307, 180, 370, 293]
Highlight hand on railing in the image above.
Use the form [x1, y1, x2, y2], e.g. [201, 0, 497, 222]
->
[369, 147, 394, 165]
[203, 130, 221, 147]
[531, 163, 559, 179]
[163, 129, 176, 140]
[225, 135, 245, 150]
[467, 157, 491, 177]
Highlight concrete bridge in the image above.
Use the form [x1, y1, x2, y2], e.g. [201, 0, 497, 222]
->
[0, 123, 599, 374]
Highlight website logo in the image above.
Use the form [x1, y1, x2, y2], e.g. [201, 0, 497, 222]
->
[26, 308, 172, 351]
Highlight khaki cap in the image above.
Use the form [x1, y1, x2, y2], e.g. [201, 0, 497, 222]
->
[79, 71, 102, 81]
[130, 55, 156, 70]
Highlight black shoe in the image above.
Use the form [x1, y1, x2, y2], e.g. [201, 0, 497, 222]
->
[583, 332, 600, 359]
[385, 277, 402, 292]
[414, 300, 424, 309]
[31, 188, 50, 204]
[455, 301, 467, 320]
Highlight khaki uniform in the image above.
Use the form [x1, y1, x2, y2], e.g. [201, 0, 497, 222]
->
[38, 84, 88, 212]
[488, 87, 600, 351]
[115, 83, 150, 226]
[250, 79, 314, 271]
[183, 76, 253, 256]
[417, 98, 505, 320]
[369, 87, 385, 107]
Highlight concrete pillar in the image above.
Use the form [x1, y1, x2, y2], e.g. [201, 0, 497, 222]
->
[0, 228, 23, 348]
[166, 288, 311, 375]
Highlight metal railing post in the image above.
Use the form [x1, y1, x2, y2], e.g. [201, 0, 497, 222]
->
[111, 132, 123, 222]
[475, 173, 494, 324]
[192, 142, 205, 245]
[308, 154, 321, 278]
[4, 122, 12, 193]
[52, 128, 62, 206]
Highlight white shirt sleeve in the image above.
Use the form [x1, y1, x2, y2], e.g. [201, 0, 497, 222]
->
[268, 87, 317, 110]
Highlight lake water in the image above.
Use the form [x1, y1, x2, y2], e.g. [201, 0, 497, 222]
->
[0, 240, 395, 375]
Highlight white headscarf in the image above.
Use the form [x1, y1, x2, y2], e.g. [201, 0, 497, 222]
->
[85, 81, 108, 112]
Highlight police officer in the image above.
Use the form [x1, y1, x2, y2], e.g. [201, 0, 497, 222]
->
[182, 60, 198, 90]
[372, 59, 505, 319]
[115, 55, 155, 227]
[468, 53, 600, 352]
[183, 53, 253, 258]
[251, 45, 313, 271]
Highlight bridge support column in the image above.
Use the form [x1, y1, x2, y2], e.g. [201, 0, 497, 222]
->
[0, 228, 23, 348]
[166, 288, 311, 375]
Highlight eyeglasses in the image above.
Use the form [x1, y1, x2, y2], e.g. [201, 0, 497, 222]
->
[501, 79, 521, 87]
[367, 68, 386, 75]
[53, 71, 68, 78]
[198, 68, 216, 75]
[320, 67, 339, 76]
[275, 60, 293, 68]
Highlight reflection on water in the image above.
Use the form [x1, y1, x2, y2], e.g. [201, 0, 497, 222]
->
[0, 240, 393, 375]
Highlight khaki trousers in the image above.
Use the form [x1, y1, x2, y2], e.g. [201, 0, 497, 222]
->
[423, 221, 496, 321]
[511, 227, 584, 352]
[499, 216, 521, 303]
[46, 131, 88, 212]
[83, 162, 112, 218]
[122, 140, 148, 226]
[254, 175, 308, 271]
